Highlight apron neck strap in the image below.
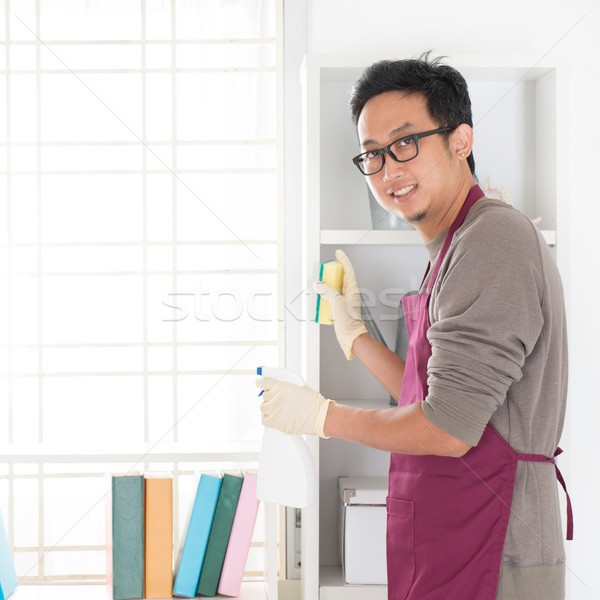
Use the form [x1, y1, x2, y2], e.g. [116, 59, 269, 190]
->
[426, 184, 484, 294]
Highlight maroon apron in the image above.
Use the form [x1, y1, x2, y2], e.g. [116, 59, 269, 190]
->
[387, 184, 573, 600]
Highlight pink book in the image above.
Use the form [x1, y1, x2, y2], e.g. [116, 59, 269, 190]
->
[217, 472, 260, 597]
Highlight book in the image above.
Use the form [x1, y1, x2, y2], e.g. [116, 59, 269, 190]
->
[0, 507, 18, 600]
[112, 474, 144, 600]
[144, 473, 173, 599]
[173, 473, 222, 598]
[217, 472, 260, 597]
[197, 473, 243, 597]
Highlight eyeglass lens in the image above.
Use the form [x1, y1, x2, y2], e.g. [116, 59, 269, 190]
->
[357, 137, 418, 175]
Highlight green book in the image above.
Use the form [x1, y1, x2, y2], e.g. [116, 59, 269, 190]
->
[196, 473, 243, 597]
[112, 475, 144, 600]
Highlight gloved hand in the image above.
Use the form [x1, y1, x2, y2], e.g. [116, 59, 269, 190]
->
[314, 249, 368, 360]
[256, 376, 335, 438]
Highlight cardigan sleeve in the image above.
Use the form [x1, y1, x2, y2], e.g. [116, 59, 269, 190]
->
[421, 203, 545, 446]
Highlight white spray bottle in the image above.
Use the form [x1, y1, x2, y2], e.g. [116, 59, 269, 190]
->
[256, 366, 318, 508]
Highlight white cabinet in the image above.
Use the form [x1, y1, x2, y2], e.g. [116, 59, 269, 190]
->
[299, 54, 568, 599]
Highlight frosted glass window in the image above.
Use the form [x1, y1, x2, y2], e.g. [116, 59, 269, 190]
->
[9, 44, 36, 70]
[39, 0, 142, 41]
[176, 43, 276, 69]
[2, 0, 278, 583]
[41, 44, 143, 71]
[147, 348, 173, 372]
[177, 143, 277, 171]
[169, 273, 278, 341]
[176, 174, 277, 240]
[42, 276, 144, 344]
[177, 242, 277, 272]
[11, 377, 39, 442]
[10, 277, 39, 344]
[174, 0, 275, 40]
[44, 550, 105, 578]
[43, 477, 106, 546]
[13, 478, 39, 546]
[145, 44, 172, 70]
[9, 75, 37, 142]
[8, 176, 39, 243]
[11, 246, 38, 274]
[146, 176, 174, 241]
[175, 374, 263, 442]
[41, 145, 143, 173]
[146, 245, 173, 271]
[147, 376, 174, 442]
[177, 344, 276, 373]
[43, 346, 144, 374]
[41, 74, 143, 142]
[177, 73, 276, 139]
[14, 554, 39, 580]
[9, 0, 37, 42]
[8, 347, 38, 374]
[41, 175, 143, 243]
[145, 75, 173, 140]
[42, 245, 143, 274]
[7, 145, 37, 173]
[0, 379, 8, 441]
[145, 144, 174, 172]
[0, 80, 6, 142]
[42, 376, 145, 444]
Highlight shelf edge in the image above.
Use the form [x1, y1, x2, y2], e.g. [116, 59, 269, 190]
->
[0, 441, 261, 464]
[321, 229, 556, 246]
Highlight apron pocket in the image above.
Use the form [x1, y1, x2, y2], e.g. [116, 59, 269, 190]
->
[386, 497, 415, 600]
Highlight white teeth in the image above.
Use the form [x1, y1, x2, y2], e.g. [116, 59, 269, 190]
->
[393, 184, 416, 197]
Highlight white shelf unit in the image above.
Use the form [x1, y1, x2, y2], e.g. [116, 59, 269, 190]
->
[0, 441, 262, 466]
[10, 582, 269, 600]
[320, 228, 556, 246]
[300, 54, 568, 599]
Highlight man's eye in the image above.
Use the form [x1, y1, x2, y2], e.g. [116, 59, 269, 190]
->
[396, 137, 414, 148]
[363, 150, 379, 160]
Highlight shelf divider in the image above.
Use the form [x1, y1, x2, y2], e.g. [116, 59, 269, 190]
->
[319, 566, 387, 600]
[321, 229, 556, 246]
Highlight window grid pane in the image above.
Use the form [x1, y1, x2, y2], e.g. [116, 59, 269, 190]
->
[1, 0, 278, 583]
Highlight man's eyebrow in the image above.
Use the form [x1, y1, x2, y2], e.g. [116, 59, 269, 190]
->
[360, 122, 414, 148]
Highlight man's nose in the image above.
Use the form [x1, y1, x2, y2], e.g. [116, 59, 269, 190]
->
[382, 155, 406, 182]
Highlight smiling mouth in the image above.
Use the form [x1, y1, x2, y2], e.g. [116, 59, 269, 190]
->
[391, 184, 417, 199]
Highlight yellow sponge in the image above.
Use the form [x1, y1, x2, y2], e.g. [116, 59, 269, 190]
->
[315, 260, 344, 325]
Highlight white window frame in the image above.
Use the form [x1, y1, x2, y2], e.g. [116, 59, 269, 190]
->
[0, 0, 284, 588]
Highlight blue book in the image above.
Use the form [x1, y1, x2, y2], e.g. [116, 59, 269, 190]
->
[173, 473, 222, 598]
[0, 508, 18, 599]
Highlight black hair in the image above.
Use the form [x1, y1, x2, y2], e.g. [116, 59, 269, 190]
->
[349, 51, 476, 175]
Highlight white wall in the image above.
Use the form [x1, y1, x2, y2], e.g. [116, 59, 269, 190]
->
[284, 1, 600, 598]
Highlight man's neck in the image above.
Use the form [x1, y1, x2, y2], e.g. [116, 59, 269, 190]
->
[416, 175, 477, 243]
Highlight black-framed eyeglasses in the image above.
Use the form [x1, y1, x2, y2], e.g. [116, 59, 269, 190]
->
[352, 126, 457, 176]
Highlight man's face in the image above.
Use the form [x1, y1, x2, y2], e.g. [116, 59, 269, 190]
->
[357, 90, 464, 238]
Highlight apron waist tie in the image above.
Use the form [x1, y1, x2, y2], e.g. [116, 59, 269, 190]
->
[516, 447, 573, 540]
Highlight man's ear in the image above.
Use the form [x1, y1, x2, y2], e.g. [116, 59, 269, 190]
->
[452, 124, 474, 159]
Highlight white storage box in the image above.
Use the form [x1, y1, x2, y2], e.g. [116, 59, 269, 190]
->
[338, 476, 388, 585]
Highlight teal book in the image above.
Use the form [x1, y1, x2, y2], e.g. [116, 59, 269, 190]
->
[0, 508, 18, 600]
[196, 473, 243, 597]
[173, 473, 222, 598]
[112, 474, 144, 600]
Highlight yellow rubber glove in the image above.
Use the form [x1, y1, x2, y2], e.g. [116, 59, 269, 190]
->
[256, 376, 335, 438]
[313, 249, 368, 360]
